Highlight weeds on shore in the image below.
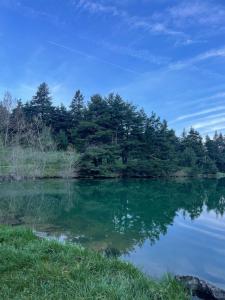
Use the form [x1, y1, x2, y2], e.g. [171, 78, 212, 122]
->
[0, 226, 189, 300]
[0, 147, 79, 180]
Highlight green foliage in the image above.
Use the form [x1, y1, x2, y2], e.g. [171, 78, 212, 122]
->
[0, 226, 189, 300]
[1, 83, 224, 178]
[51, 104, 71, 139]
[206, 133, 225, 172]
[56, 130, 68, 150]
[25, 83, 53, 125]
[78, 145, 119, 177]
[70, 90, 84, 125]
[178, 128, 218, 175]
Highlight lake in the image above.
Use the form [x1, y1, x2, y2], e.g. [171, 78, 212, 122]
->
[1, 178, 225, 288]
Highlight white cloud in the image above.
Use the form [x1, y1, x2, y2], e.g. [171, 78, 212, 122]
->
[193, 117, 225, 130]
[73, 0, 225, 46]
[187, 92, 225, 107]
[151, 1, 225, 44]
[75, 0, 121, 16]
[202, 124, 225, 134]
[173, 106, 225, 122]
[169, 46, 225, 70]
[74, 0, 185, 38]
[169, 1, 225, 27]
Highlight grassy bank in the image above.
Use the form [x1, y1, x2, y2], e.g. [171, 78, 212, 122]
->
[1, 147, 223, 181]
[0, 147, 79, 180]
[0, 226, 189, 299]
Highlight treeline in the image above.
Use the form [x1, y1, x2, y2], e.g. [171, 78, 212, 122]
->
[0, 82, 225, 177]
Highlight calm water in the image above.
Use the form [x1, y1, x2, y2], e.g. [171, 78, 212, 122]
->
[1, 179, 225, 288]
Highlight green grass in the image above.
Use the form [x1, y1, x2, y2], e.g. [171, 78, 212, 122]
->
[0, 147, 79, 179]
[0, 226, 189, 300]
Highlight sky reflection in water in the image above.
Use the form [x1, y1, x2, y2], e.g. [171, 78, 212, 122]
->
[0, 178, 225, 288]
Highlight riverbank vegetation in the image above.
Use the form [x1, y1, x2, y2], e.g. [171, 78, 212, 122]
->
[1, 83, 225, 179]
[0, 147, 79, 180]
[0, 226, 188, 299]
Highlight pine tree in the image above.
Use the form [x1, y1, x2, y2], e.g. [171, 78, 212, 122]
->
[211, 133, 225, 171]
[3, 84, 225, 177]
[30, 83, 53, 125]
[70, 90, 84, 125]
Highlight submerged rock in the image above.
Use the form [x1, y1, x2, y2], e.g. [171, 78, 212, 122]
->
[176, 275, 225, 300]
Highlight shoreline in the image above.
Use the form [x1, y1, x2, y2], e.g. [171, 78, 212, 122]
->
[0, 172, 224, 182]
[1, 226, 225, 299]
[0, 226, 188, 299]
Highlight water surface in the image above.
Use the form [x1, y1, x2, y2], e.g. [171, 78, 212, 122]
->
[0, 179, 225, 288]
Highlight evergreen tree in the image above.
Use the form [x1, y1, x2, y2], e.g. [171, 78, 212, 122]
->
[206, 133, 225, 172]
[52, 104, 71, 149]
[56, 130, 69, 150]
[3, 83, 225, 177]
[70, 90, 84, 125]
[29, 83, 53, 125]
[52, 104, 70, 134]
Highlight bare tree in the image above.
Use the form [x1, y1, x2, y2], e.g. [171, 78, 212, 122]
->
[0, 92, 13, 146]
[10, 100, 26, 145]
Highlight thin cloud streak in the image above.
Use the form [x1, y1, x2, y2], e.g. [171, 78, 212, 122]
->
[154, 1, 225, 43]
[100, 41, 170, 65]
[202, 125, 225, 135]
[73, 0, 186, 38]
[169, 46, 225, 70]
[193, 117, 225, 130]
[73, 34, 170, 66]
[73, 1, 225, 75]
[187, 92, 225, 107]
[172, 106, 225, 123]
[195, 112, 225, 122]
[167, 89, 225, 108]
[48, 41, 141, 75]
[169, 1, 225, 27]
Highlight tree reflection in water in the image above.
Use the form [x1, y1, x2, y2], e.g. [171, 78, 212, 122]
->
[0, 179, 225, 254]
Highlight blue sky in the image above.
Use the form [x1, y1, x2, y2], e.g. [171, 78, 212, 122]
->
[1, 0, 225, 135]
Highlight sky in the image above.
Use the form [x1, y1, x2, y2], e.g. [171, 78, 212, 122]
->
[1, 0, 225, 135]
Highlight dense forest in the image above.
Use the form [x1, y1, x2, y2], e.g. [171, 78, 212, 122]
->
[0, 82, 225, 178]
